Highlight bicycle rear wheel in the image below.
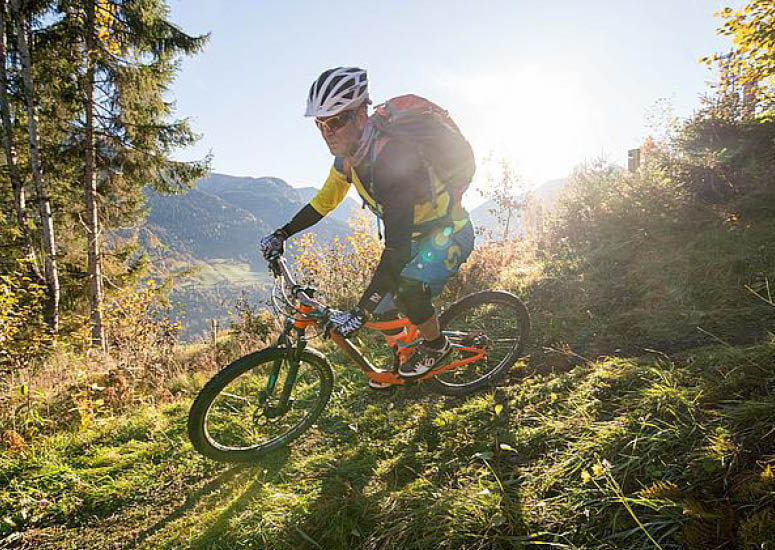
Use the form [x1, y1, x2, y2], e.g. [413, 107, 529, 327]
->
[430, 290, 530, 397]
[187, 347, 333, 462]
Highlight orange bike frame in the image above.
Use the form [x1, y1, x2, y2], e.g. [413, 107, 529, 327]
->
[292, 305, 486, 386]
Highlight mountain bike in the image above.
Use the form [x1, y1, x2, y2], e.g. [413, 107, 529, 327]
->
[187, 256, 530, 463]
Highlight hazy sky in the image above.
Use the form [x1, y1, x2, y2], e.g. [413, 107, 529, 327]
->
[168, 0, 742, 206]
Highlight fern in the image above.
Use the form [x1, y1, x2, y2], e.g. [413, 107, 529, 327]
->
[639, 480, 681, 500]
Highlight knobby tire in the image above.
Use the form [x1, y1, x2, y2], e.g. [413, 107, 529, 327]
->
[187, 347, 333, 463]
[430, 290, 530, 397]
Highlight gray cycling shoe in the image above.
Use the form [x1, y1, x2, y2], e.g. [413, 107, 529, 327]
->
[398, 336, 453, 379]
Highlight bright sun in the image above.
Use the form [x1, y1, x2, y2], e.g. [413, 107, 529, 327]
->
[441, 67, 594, 193]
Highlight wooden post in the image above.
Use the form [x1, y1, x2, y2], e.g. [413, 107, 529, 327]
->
[628, 148, 641, 173]
[211, 319, 218, 346]
[211, 318, 218, 365]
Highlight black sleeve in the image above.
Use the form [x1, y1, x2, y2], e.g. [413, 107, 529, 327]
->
[280, 203, 323, 237]
[357, 140, 429, 313]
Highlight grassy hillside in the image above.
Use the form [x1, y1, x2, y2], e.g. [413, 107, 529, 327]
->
[3, 106, 775, 550]
[450, 149, 775, 361]
[169, 261, 272, 341]
[1, 340, 773, 549]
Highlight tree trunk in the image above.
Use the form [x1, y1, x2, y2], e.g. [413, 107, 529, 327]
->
[0, 0, 43, 285]
[9, 0, 59, 332]
[83, 0, 104, 349]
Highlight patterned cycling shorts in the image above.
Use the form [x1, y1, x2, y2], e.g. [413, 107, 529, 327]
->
[374, 220, 475, 315]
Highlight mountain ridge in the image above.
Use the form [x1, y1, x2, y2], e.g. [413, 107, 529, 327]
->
[470, 177, 568, 239]
[140, 173, 355, 338]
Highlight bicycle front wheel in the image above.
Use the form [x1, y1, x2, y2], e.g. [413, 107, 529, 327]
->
[430, 290, 530, 397]
[187, 347, 333, 462]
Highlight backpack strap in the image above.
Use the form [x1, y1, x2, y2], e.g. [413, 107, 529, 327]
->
[417, 151, 439, 210]
[371, 134, 440, 211]
[334, 155, 345, 173]
[368, 133, 378, 193]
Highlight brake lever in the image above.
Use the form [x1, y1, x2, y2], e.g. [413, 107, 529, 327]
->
[268, 255, 282, 277]
[320, 308, 333, 340]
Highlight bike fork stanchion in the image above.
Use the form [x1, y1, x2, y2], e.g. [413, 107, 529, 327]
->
[265, 331, 291, 396]
[264, 328, 306, 418]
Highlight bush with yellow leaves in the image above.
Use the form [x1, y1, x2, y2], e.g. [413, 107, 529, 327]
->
[0, 266, 52, 376]
[89, 279, 182, 408]
[290, 211, 382, 309]
[0, 267, 53, 437]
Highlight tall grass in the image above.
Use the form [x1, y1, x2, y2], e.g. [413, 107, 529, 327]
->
[452, 118, 775, 362]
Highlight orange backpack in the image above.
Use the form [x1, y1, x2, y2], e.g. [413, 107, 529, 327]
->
[366, 94, 476, 207]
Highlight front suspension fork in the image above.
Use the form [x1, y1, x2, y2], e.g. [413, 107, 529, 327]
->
[262, 327, 306, 418]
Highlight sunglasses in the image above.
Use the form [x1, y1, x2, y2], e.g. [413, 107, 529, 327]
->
[315, 110, 354, 134]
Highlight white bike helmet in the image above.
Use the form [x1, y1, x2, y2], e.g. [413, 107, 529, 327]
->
[305, 67, 369, 117]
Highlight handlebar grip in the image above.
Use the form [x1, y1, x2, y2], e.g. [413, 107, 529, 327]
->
[268, 257, 282, 277]
[291, 285, 315, 299]
[294, 288, 324, 310]
[268, 256, 325, 310]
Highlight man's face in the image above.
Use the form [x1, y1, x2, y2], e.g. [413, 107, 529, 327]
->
[316, 107, 364, 156]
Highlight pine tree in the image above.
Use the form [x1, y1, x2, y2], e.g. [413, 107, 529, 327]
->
[59, 0, 209, 347]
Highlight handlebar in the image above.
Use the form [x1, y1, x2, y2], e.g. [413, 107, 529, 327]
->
[268, 255, 326, 311]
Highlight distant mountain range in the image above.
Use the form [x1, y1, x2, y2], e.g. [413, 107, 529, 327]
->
[470, 178, 568, 240]
[143, 174, 362, 271]
[296, 186, 364, 225]
[140, 173, 365, 339]
[141, 172, 568, 339]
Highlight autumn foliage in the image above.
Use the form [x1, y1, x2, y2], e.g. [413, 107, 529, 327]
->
[702, 2, 775, 115]
[291, 211, 382, 309]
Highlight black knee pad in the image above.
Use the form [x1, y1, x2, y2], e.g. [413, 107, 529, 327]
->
[394, 278, 434, 325]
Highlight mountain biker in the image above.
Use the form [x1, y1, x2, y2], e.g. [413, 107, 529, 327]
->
[260, 67, 475, 388]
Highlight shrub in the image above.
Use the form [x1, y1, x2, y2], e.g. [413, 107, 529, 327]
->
[668, 114, 775, 203]
[0, 267, 53, 437]
[291, 211, 382, 309]
[89, 280, 183, 408]
[0, 266, 52, 376]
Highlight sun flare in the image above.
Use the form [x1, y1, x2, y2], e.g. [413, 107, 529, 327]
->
[439, 68, 594, 188]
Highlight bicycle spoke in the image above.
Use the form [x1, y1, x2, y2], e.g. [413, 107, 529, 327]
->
[435, 294, 527, 389]
[219, 392, 251, 403]
[202, 357, 326, 452]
